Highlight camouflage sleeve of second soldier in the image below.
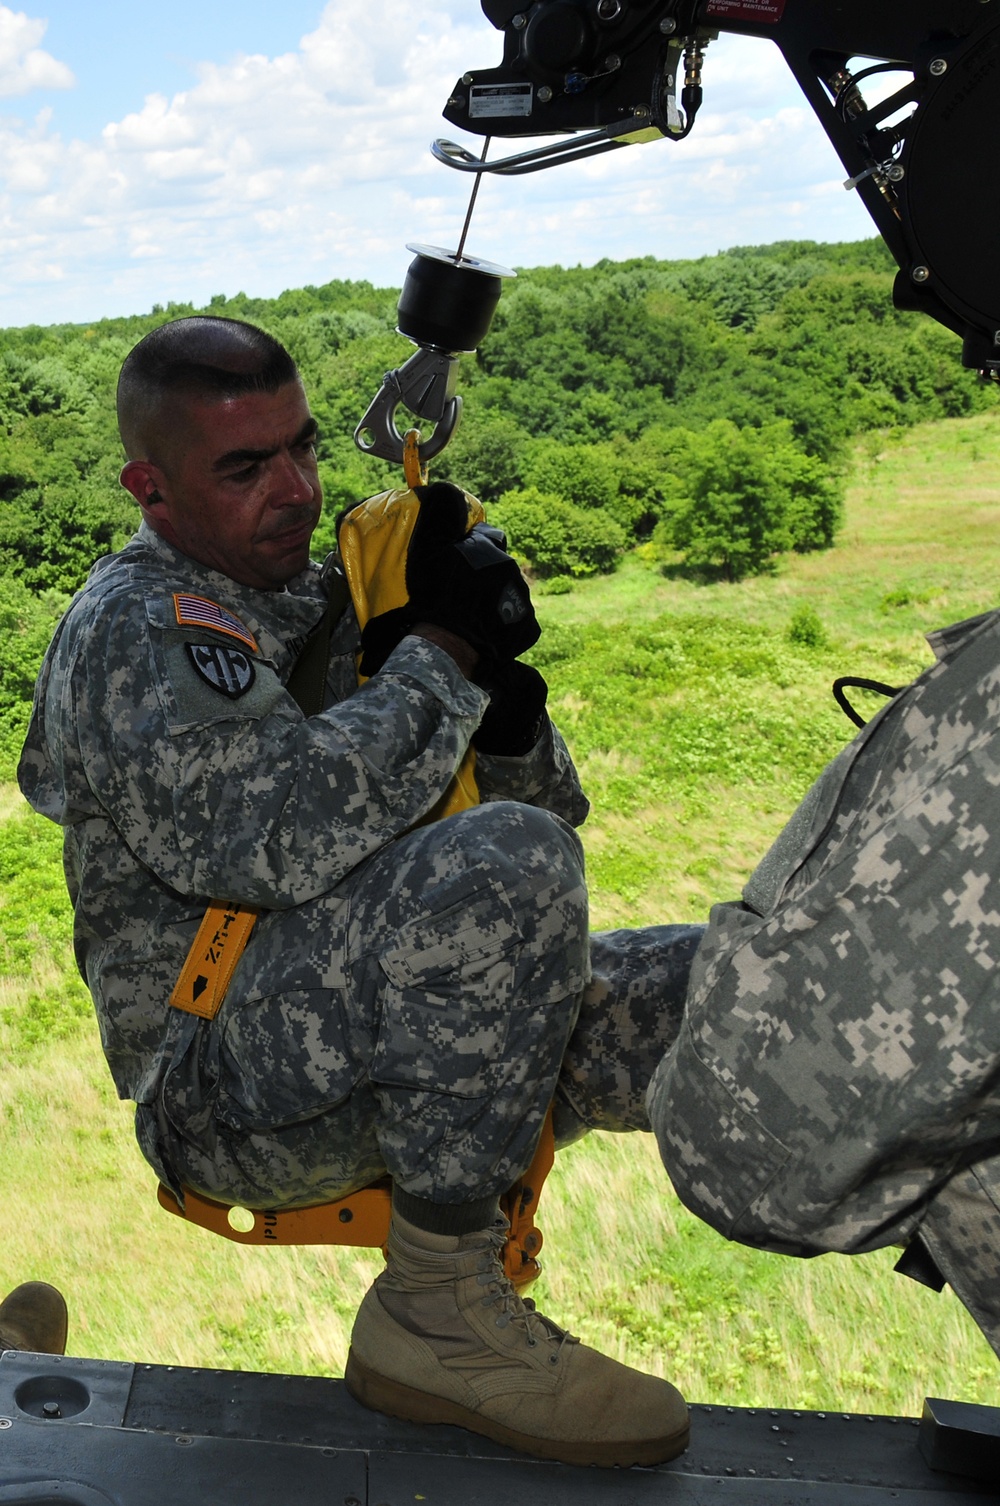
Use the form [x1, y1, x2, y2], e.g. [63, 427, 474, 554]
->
[64, 589, 490, 908]
[648, 613, 1000, 1258]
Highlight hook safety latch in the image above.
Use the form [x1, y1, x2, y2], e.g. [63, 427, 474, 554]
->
[354, 345, 463, 467]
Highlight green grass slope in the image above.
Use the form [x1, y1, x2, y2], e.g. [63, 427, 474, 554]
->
[1, 410, 999, 1411]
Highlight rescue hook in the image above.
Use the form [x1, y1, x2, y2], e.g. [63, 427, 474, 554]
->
[353, 245, 515, 470]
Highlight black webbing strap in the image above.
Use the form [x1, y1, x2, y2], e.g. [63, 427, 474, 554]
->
[832, 676, 902, 730]
[286, 564, 351, 716]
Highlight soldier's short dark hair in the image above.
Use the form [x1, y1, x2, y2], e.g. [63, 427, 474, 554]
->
[117, 316, 299, 457]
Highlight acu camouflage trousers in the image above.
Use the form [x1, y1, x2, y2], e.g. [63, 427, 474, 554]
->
[155, 799, 703, 1212]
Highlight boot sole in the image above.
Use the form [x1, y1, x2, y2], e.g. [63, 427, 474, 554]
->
[344, 1348, 689, 1469]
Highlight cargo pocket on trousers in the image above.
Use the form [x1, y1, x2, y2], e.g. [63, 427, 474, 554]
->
[217, 988, 362, 1132]
[368, 876, 520, 1100]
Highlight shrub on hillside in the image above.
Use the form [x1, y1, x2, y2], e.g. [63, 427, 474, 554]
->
[656, 421, 843, 580]
[787, 604, 828, 648]
[0, 477, 132, 592]
[490, 488, 626, 577]
[432, 411, 529, 502]
[521, 439, 621, 512]
[520, 438, 667, 538]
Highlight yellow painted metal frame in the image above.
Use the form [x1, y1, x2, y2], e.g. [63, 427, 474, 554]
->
[158, 1110, 554, 1290]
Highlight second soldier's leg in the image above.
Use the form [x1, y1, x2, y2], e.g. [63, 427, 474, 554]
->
[0, 1283, 68, 1356]
[552, 924, 706, 1148]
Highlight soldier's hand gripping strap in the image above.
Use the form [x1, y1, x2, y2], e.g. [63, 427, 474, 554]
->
[338, 484, 489, 822]
[346, 482, 539, 676]
[473, 660, 548, 756]
[338, 484, 483, 658]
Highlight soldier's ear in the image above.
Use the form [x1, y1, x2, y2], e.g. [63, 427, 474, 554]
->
[120, 460, 168, 515]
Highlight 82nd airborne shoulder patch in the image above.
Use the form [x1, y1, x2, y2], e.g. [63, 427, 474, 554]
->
[186, 642, 257, 698]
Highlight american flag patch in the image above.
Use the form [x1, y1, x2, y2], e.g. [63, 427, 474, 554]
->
[173, 594, 258, 652]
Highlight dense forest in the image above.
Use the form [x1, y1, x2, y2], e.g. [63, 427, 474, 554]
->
[0, 235, 995, 772]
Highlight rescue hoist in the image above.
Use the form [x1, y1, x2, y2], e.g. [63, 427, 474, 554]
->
[430, 0, 1000, 378]
[352, 251, 513, 487]
[347, 0, 1000, 495]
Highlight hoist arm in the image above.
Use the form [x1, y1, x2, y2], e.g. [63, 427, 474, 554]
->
[439, 0, 1000, 372]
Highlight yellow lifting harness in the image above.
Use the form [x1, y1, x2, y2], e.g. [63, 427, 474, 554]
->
[337, 475, 485, 822]
[159, 457, 553, 1288]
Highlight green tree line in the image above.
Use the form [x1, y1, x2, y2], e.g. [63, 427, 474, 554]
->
[0, 238, 994, 771]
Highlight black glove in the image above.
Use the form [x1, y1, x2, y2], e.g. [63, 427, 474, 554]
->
[472, 661, 548, 756]
[357, 482, 539, 676]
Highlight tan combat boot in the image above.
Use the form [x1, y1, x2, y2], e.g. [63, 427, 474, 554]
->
[0, 1283, 68, 1355]
[345, 1215, 688, 1468]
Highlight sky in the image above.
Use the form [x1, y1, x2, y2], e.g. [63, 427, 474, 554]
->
[0, 0, 880, 327]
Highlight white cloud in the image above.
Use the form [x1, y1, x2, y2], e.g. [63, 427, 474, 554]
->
[0, 6, 73, 97]
[0, 3, 877, 325]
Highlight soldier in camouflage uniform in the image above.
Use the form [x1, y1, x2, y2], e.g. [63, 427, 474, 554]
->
[649, 612, 1000, 1359]
[18, 316, 697, 1466]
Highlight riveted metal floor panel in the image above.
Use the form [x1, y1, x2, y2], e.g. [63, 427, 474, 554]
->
[0, 1352, 995, 1504]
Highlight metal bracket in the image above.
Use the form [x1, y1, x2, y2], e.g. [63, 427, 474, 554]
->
[353, 345, 463, 466]
[431, 122, 665, 178]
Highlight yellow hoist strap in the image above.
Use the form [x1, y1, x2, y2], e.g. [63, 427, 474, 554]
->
[172, 482, 487, 1021]
[402, 428, 428, 489]
[337, 482, 485, 823]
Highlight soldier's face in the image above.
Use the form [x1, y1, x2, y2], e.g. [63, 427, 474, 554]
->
[145, 380, 323, 590]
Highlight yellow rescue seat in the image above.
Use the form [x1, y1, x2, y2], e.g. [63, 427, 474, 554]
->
[156, 478, 555, 1290]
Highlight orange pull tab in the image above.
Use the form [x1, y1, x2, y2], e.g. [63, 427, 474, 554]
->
[170, 901, 258, 1020]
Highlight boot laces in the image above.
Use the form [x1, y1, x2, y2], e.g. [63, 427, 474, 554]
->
[474, 1226, 576, 1361]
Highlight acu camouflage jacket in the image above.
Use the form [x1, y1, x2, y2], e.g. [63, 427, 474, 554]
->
[18, 522, 588, 1113]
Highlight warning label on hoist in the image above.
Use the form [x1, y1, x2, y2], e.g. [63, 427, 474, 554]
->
[706, 0, 786, 22]
[469, 83, 533, 119]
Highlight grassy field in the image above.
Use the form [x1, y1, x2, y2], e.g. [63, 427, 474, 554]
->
[1, 409, 999, 1412]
